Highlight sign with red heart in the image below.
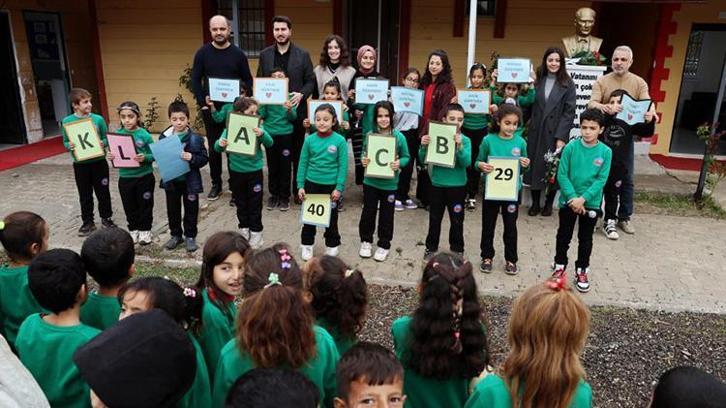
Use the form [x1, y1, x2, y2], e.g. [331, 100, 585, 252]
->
[457, 89, 491, 114]
[253, 77, 289, 105]
[497, 58, 531, 84]
[209, 77, 240, 103]
[390, 86, 423, 115]
[355, 79, 390, 105]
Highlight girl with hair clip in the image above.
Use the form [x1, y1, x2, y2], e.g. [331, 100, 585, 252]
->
[117, 277, 210, 408]
[392, 252, 490, 408]
[465, 278, 592, 408]
[302, 255, 368, 354]
[212, 243, 340, 408]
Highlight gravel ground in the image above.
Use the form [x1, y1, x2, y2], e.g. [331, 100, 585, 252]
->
[362, 285, 726, 408]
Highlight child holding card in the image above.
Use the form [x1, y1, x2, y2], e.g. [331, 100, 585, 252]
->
[393, 68, 422, 211]
[61, 88, 115, 236]
[475, 104, 530, 275]
[215, 97, 273, 249]
[303, 78, 351, 136]
[359, 101, 410, 262]
[491, 68, 536, 140]
[419, 103, 471, 260]
[107, 101, 155, 245]
[206, 82, 250, 125]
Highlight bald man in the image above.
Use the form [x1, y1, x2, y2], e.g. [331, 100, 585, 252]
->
[191, 15, 253, 200]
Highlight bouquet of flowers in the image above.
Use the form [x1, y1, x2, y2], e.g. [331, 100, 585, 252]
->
[543, 147, 563, 195]
[570, 50, 607, 66]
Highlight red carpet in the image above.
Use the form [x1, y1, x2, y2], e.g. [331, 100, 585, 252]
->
[0, 136, 66, 171]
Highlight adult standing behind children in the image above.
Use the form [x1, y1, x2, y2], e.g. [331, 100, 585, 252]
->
[313, 34, 356, 102]
[191, 15, 254, 201]
[257, 15, 316, 204]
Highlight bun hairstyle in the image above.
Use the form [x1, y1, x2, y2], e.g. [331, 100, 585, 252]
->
[0, 211, 46, 263]
[313, 103, 340, 132]
[489, 104, 523, 134]
[322, 77, 342, 97]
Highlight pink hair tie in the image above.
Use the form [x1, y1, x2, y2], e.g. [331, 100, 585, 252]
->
[546, 277, 567, 291]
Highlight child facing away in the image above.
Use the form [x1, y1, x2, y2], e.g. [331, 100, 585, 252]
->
[225, 368, 321, 408]
[394, 67, 422, 211]
[552, 109, 612, 293]
[61, 88, 115, 236]
[79, 227, 134, 330]
[16, 249, 101, 408]
[297, 104, 349, 261]
[650, 366, 726, 407]
[465, 279, 592, 408]
[419, 103, 472, 260]
[475, 104, 530, 275]
[600, 89, 656, 241]
[194, 231, 249, 380]
[392, 252, 489, 408]
[215, 97, 273, 249]
[335, 342, 406, 408]
[159, 101, 209, 252]
[106, 101, 156, 245]
[0, 211, 48, 348]
[117, 277, 211, 408]
[212, 243, 340, 408]
[360, 101, 410, 261]
[303, 255, 368, 355]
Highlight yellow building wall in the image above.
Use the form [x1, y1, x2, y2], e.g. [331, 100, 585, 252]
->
[266, 0, 332, 72]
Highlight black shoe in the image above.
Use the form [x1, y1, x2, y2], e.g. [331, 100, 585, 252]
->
[278, 198, 290, 211]
[101, 218, 116, 228]
[528, 204, 541, 216]
[229, 197, 236, 207]
[207, 184, 222, 201]
[540, 204, 553, 217]
[185, 237, 199, 252]
[505, 262, 518, 275]
[479, 258, 493, 273]
[267, 196, 279, 210]
[78, 222, 96, 237]
[164, 236, 184, 250]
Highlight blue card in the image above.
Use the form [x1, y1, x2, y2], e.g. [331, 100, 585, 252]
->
[498, 58, 531, 83]
[150, 136, 190, 183]
[391, 86, 424, 115]
[355, 79, 389, 105]
[616, 94, 652, 125]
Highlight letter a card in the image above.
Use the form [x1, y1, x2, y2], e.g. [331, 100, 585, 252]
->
[63, 118, 104, 162]
[226, 113, 261, 156]
[425, 121, 457, 168]
[107, 133, 139, 168]
[364, 134, 396, 179]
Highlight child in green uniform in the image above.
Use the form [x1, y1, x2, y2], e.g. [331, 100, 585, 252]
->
[106, 101, 155, 245]
[297, 104, 349, 261]
[117, 277, 211, 408]
[62, 88, 115, 236]
[80, 228, 134, 330]
[552, 109, 612, 293]
[465, 279, 592, 408]
[392, 252, 489, 408]
[491, 75, 536, 140]
[215, 97, 273, 249]
[212, 244, 340, 407]
[193, 231, 249, 381]
[303, 255, 367, 355]
[476, 105, 530, 275]
[335, 342, 406, 407]
[206, 82, 249, 124]
[0, 211, 48, 348]
[16, 249, 101, 408]
[419, 103, 471, 260]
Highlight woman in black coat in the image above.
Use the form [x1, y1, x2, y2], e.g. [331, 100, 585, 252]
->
[525, 47, 576, 216]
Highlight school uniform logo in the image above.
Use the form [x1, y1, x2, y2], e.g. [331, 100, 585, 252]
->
[453, 204, 463, 213]
[593, 157, 604, 167]
[142, 191, 152, 200]
[253, 184, 262, 193]
[187, 194, 197, 201]
[327, 145, 338, 154]
[511, 147, 521, 156]
[507, 204, 518, 213]
[135, 139, 145, 148]
[387, 194, 396, 203]
[282, 149, 290, 157]
[101, 177, 109, 186]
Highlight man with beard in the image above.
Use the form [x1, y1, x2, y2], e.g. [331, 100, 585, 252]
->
[192, 15, 253, 201]
[257, 15, 315, 206]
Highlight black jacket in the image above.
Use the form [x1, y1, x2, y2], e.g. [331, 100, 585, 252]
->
[256, 43, 315, 118]
[158, 126, 209, 194]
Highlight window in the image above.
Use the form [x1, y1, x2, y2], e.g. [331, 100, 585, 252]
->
[683, 30, 704, 77]
[465, 0, 496, 17]
[216, 0, 266, 57]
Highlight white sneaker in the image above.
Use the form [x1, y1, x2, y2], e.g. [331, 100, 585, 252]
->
[138, 230, 152, 245]
[130, 230, 139, 244]
[359, 242, 373, 258]
[618, 220, 635, 235]
[404, 199, 417, 209]
[325, 246, 340, 257]
[240, 228, 250, 241]
[301, 245, 314, 261]
[394, 200, 404, 212]
[373, 247, 389, 262]
[603, 219, 619, 240]
[249, 231, 264, 249]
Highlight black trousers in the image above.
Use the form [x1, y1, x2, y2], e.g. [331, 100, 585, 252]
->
[462, 127, 486, 199]
[425, 185, 466, 253]
[164, 182, 199, 238]
[350, 127, 365, 185]
[301, 181, 340, 247]
[603, 172, 627, 222]
[555, 206, 598, 269]
[202, 109, 226, 187]
[416, 167, 432, 206]
[118, 173, 155, 231]
[359, 184, 396, 249]
[73, 160, 112, 224]
[396, 128, 420, 201]
[480, 199, 519, 262]
[291, 119, 305, 197]
[266, 132, 293, 200]
[229, 169, 264, 232]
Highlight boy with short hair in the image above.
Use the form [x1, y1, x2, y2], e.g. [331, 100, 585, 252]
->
[80, 228, 135, 330]
[552, 108, 612, 293]
[335, 342, 406, 408]
[61, 88, 115, 236]
[15, 249, 101, 408]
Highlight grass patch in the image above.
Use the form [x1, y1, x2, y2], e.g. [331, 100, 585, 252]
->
[134, 262, 200, 286]
[634, 191, 726, 219]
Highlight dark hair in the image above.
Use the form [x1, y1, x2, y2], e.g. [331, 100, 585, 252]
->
[336, 342, 404, 401]
[651, 366, 726, 408]
[303, 256, 367, 339]
[168, 100, 190, 118]
[197, 231, 250, 305]
[313, 103, 340, 132]
[225, 368, 319, 408]
[233, 97, 259, 114]
[28, 249, 86, 314]
[270, 66, 287, 77]
[69, 88, 92, 106]
[580, 108, 605, 127]
[535, 47, 572, 87]
[608, 88, 629, 102]
[81, 228, 134, 288]
[490, 104, 523, 134]
[373, 100, 395, 132]
[117, 101, 143, 128]
[421, 49, 453, 86]
[271, 15, 292, 29]
[443, 103, 465, 120]
[322, 78, 343, 99]
[407, 252, 489, 379]
[468, 63, 487, 80]
[402, 67, 421, 82]
[319, 34, 350, 67]
[0, 211, 46, 262]
[118, 277, 203, 334]
[237, 243, 316, 369]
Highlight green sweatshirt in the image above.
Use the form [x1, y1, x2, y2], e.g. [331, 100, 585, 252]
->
[463, 112, 489, 131]
[212, 103, 234, 124]
[259, 102, 298, 136]
[214, 128, 273, 173]
[16, 314, 101, 408]
[317, 317, 356, 356]
[114, 127, 155, 178]
[557, 138, 612, 210]
[176, 334, 212, 408]
[491, 86, 535, 107]
[309, 109, 351, 138]
[79, 292, 121, 331]
[465, 374, 592, 408]
[418, 134, 471, 188]
[0, 264, 44, 347]
[61, 113, 108, 163]
[297, 131, 349, 192]
[195, 290, 237, 381]
[361, 129, 410, 191]
[475, 133, 528, 192]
